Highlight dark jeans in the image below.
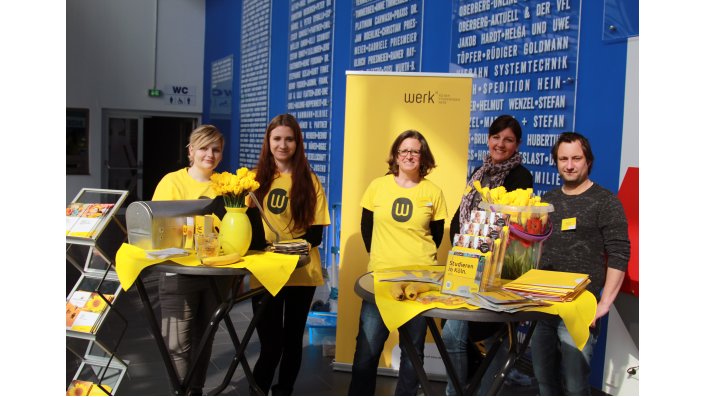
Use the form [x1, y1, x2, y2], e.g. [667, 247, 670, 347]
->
[348, 300, 427, 396]
[531, 317, 599, 395]
[442, 319, 507, 395]
[251, 285, 316, 395]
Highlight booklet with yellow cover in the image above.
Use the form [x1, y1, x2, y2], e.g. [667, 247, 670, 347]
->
[506, 269, 589, 289]
[503, 269, 590, 302]
[441, 250, 487, 297]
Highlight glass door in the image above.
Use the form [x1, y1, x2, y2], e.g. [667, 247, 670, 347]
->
[103, 111, 199, 205]
[105, 115, 140, 205]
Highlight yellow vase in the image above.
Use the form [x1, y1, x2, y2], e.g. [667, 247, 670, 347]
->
[219, 207, 252, 256]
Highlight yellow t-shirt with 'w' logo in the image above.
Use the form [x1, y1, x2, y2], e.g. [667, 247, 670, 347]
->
[361, 174, 447, 272]
[255, 172, 330, 287]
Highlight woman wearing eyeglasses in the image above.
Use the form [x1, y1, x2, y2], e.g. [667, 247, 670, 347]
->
[348, 130, 448, 395]
[442, 114, 533, 395]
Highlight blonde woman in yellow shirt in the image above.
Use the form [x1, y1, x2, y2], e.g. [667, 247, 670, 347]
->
[152, 125, 227, 394]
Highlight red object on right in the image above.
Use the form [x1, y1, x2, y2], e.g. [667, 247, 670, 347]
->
[617, 167, 639, 297]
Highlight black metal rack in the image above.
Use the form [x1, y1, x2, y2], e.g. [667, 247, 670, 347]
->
[66, 188, 130, 395]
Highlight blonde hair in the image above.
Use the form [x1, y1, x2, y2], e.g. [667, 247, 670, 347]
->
[187, 125, 224, 165]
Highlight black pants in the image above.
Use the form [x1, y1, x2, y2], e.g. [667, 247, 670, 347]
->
[251, 285, 316, 395]
[158, 274, 233, 390]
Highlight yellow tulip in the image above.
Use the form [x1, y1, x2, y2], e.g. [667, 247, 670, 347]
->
[508, 211, 519, 224]
[473, 180, 483, 193]
[490, 186, 506, 203]
[208, 167, 259, 201]
[504, 190, 517, 205]
[520, 210, 532, 227]
[516, 189, 532, 206]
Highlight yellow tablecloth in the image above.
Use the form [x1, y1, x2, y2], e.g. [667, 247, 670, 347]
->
[372, 271, 597, 350]
[115, 243, 299, 296]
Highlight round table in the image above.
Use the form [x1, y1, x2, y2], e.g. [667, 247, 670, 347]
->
[354, 272, 554, 395]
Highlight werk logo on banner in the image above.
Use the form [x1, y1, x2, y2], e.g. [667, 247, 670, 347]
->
[403, 90, 462, 105]
[404, 90, 437, 104]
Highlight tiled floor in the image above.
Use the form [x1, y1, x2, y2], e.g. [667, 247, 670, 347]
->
[67, 268, 549, 396]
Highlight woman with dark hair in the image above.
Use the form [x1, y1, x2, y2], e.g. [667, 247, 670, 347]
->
[348, 130, 448, 395]
[249, 113, 330, 396]
[442, 114, 533, 395]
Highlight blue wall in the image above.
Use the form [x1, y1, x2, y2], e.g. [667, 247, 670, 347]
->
[204, 0, 633, 200]
[574, 0, 628, 193]
[203, 0, 241, 173]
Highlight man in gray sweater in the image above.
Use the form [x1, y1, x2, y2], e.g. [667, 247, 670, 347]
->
[532, 132, 631, 395]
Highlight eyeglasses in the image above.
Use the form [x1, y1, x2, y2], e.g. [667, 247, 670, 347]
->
[397, 149, 421, 157]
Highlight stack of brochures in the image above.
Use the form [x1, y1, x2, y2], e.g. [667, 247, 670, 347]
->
[268, 239, 311, 255]
[66, 290, 115, 333]
[465, 289, 550, 312]
[502, 269, 590, 302]
[67, 380, 112, 396]
[66, 202, 115, 238]
[378, 270, 445, 285]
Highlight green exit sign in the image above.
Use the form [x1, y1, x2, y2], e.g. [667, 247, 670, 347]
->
[147, 88, 162, 97]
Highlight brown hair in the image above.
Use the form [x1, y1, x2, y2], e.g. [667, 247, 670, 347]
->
[386, 129, 437, 177]
[254, 114, 317, 231]
[551, 132, 595, 174]
[489, 115, 522, 142]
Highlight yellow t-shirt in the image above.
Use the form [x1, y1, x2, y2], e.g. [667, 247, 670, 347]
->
[152, 168, 216, 200]
[152, 168, 222, 233]
[361, 174, 448, 272]
[255, 172, 331, 286]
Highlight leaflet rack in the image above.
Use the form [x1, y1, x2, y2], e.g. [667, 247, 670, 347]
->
[66, 188, 129, 395]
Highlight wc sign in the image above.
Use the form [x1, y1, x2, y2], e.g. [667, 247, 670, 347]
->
[165, 85, 196, 106]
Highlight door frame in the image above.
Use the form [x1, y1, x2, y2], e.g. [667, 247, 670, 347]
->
[101, 109, 201, 201]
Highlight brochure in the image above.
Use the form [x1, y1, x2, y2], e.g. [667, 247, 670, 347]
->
[66, 203, 115, 238]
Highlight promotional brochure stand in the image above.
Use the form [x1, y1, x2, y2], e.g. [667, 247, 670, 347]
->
[66, 188, 129, 395]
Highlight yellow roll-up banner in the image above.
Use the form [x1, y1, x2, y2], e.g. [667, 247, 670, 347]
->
[335, 72, 472, 373]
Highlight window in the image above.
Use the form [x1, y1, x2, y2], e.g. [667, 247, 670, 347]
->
[67, 108, 90, 175]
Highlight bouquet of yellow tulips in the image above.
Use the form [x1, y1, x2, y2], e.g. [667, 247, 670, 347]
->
[473, 180, 551, 230]
[474, 181, 554, 280]
[210, 167, 260, 208]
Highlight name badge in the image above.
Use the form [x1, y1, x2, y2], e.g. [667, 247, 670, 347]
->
[561, 217, 577, 231]
[418, 197, 433, 207]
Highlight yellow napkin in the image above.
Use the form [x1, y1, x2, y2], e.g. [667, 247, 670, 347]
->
[372, 271, 597, 350]
[115, 243, 298, 296]
[239, 251, 299, 296]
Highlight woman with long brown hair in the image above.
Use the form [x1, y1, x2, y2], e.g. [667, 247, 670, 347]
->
[250, 113, 330, 395]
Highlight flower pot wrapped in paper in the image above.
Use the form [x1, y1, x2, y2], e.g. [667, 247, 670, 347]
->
[210, 167, 260, 256]
[474, 181, 554, 281]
